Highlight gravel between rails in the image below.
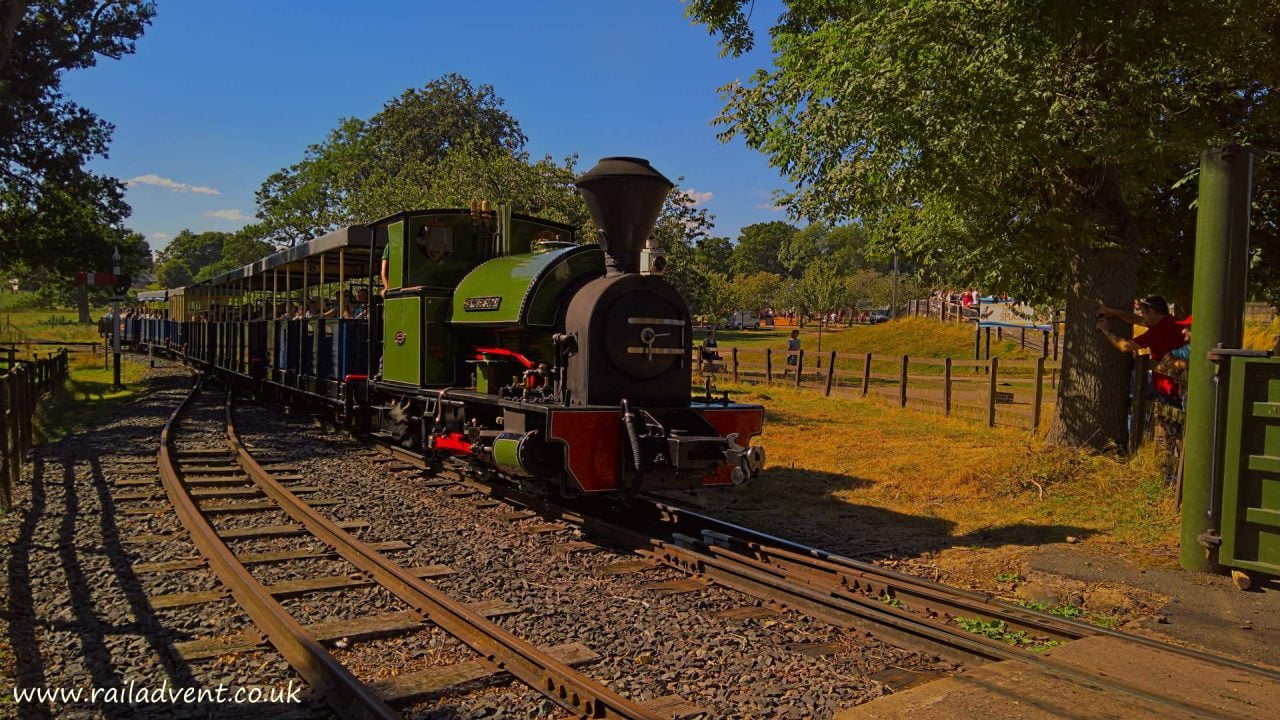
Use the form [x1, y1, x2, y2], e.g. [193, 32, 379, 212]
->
[234, 400, 955, 719]
[0, 366, 325, 720]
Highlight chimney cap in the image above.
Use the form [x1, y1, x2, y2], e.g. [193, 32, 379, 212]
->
[575, 156, 674, 187]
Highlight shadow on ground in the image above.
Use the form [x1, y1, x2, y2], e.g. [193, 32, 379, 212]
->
[691, 463, 1093, 561]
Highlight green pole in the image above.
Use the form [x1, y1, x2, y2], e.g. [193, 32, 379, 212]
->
[1180, 147, 1253, 572]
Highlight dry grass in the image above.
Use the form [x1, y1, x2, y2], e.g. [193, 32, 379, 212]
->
[1244, 318, 1279, 351]
[703, 382, 1176, 561]
[702, 317, 1040, 360]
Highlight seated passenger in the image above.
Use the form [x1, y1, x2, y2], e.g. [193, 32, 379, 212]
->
[345, 288, 369, 319]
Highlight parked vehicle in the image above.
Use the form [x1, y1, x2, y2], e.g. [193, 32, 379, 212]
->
[724, 311, 760, 330]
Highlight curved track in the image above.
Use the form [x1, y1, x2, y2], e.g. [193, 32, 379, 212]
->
[157, 379, 664, 720]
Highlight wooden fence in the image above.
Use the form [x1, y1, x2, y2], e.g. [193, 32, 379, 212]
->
[695, 347, 1058, 431]
[1, 350, 70, 511]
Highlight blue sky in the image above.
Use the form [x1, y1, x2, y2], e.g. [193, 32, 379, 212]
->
[63, 0, 789, 252]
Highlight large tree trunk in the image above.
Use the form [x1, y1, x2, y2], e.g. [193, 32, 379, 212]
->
[0, 1, 27, 71]
[75, 285, 90, 323]
[1047, 170, 1140, 450]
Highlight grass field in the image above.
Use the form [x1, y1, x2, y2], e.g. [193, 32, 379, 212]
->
[693, 381, 1178, 593]
[2, 303, 153, 444]
[699, 317, 1041, 360]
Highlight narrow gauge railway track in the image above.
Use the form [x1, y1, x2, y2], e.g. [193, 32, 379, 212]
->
[154, 378, 668, 720]
[370, 443, 1280, 720]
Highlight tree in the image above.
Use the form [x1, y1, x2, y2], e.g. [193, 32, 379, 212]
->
[687, 0, 1280, 449]
[651, 178, 716, 307]
[730, 221, 793, 277]
[191, 232, 275, 282]
[698, 271, 738, 328]
[693, 236, 733, 277]
[0, 1, 154, 269]
[255, 75, 529, 245]
[734, 271, 782, 317]
[796, 261, 849, 352]
[845, 269, 892, 315]
[152, 228, 277, 285]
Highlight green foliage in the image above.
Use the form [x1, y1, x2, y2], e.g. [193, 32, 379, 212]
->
[0, 1, 155, 272]
[254, 74, 532, 245]
[994, 572, 1022, 584]
[695, 236, 733, 273]
[698, 271, 738, 326]
[734, 271, 782, 315]
[690, 0, 1280, 298]
[730, 221, 793, 277]
[956, 617, 1060, 652]
[1016, 600, 1084, 619]
[689, 0, 1280, 447]
[152, 229, 275, 286]
[878, 594, 904, 608]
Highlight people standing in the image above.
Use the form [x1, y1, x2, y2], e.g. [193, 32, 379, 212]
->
[1096, 296, 1187, 361]
[785, 329, 801, 375]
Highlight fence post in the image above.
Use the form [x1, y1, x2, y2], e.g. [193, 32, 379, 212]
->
[1032, 356, 1045, 432]
[899, 354, 909, 407]
[824, 350, 836, 396]
[765, 348, 773, 384]
[987, 357, 999, 427]
[944, 357, 953, 416]
[1130, 355, 1150, 453]
[794, 349, 804, 388]
[985, 327, 992, 364]
[0, 376, 10, 511]
[861, 352, 872, 396]
[732, 347, 739, 383]
[1020, 327, 1026, 350]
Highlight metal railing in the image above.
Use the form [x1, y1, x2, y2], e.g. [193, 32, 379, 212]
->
[1, 349, 70, 510]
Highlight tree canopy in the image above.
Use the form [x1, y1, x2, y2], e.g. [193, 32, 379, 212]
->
[687, 0, 1280, 448]
[151, 229, 275, 287]
[0, 1, 155, 318]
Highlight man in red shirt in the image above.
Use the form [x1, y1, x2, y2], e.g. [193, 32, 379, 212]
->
[1095, 296, 1187, 361]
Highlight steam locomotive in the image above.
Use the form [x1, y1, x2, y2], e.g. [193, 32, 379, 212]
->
[128, 157, 765, 496]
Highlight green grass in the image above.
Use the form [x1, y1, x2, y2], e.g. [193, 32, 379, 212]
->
[1, 303, 152, 443]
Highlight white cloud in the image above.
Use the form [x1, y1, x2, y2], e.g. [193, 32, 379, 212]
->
[204, 208, 253, 222]
[754, 202, 784, 211]
[127, 174, 221, 195]
[681, 188, 713, 206]
[148, 232, 173, 241]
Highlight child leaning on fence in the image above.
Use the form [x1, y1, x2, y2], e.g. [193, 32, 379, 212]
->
[786, 330, 801, 366]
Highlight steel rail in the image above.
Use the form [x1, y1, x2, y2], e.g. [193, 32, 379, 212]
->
[158, 379, 398, 720]
[225, 394, 663, 720]
[372, 448, 1256, 719]
[641, 496, 1280, 683]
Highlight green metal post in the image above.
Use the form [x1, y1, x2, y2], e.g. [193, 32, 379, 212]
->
[1180, 147, 1253, 572]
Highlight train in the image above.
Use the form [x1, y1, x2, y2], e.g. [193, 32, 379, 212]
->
[124, 157, 765, 497]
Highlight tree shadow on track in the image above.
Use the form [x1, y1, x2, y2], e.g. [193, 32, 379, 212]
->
[3, 371, 310, 719]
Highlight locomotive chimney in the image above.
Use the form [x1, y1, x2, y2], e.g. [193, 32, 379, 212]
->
[575, 156, 673, 275]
